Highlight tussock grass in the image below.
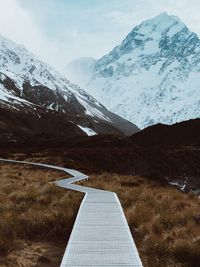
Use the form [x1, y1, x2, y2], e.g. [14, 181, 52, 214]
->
[0, 163, 83, 259]
[85, 173, 200, 267]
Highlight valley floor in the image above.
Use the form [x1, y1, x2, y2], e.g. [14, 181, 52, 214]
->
[0, 160, 199, 267]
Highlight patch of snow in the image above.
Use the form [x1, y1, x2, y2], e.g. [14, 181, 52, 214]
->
[77, 125, 97, 136]
[169, 180, 187, 191]
[77, 97, 111, 122]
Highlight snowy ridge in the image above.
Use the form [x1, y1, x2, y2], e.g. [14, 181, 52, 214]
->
[0, 34, 139, 136]
[0, 34, 105, 119]
[67, 13, 200, 128]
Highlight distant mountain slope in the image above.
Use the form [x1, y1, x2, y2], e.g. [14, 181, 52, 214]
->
[67, 13, 200, 128]
[0, 34, 139, 137]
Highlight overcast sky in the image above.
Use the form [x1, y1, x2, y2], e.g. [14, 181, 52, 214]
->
[0, 0, 200, 71]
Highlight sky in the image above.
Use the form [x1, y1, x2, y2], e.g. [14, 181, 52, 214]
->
[0, 0, 200, 71]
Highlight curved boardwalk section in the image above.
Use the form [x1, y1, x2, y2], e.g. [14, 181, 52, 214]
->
[0, 158, 143, 267]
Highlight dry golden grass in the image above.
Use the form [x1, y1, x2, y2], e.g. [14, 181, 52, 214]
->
[84, 173, 200, 267]
[0, 163, 83, 266]
[1, 162, 200, 267]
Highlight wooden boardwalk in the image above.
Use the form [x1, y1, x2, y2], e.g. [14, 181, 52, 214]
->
[0, 159, 143, 267]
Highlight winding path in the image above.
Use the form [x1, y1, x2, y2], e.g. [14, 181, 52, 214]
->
[0, 158, 143, 267]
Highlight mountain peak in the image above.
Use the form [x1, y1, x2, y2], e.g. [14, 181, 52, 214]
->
[143, 12, 184, 25]
[150, 12, 177, 23]
[136, 12, 186, 37]
[116, 13, 187, 54]
[72, 13, 200, 129]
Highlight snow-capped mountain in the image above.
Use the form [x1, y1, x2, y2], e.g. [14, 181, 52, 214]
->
[0, 34, 139, 137]
[66, 12, 200, 129]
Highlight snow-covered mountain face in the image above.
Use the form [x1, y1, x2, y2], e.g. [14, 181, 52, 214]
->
[0, 34, 139, 136]
[67, 13, 200, 129]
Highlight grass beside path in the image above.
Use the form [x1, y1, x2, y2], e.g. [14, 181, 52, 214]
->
[84, 173, 200, 267]
[0, 163, 83, 266]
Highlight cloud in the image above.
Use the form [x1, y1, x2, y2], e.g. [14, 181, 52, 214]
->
[106, 10, 134, 28]
[0, 0, 65, 70]
[0, 0, 44, 55]
[103, 0, 200, 52]
[1, 0, 200, 73]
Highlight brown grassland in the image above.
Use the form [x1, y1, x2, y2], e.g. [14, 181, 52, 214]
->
[0, 163, 83, 267]
[0, 162, 199, 266]
[84, 174, 200, 267]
